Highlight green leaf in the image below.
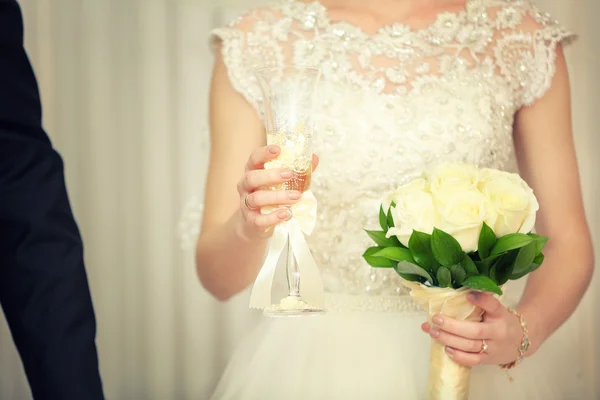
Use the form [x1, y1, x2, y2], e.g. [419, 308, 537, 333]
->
[386, 206, 395, 229]
[475, 253, 502, 277]
[462, 275, 503, 295]
[460, 255, 479, 276]
[363, 247, 381, 257]
[390, 236, 405, 248]
[384, 203, 402, 246]
[370, 225, 405, 248]
[475, 254, 502, 276]
[490, 251, 518, 285]
[528, 233, 549, 254]
[436, 266, 452, 288]
[373, 247, 415, 263]
[482, 253, 503, 262]
[397, 274, 426, 282]
[511, 253, 545, 280]
[408, 231, 439, 272]
[394, 261, 434, 284]
[490, 233, 534, 256]
[362, 247, 395, 268]
[510, 241, 538, 278]
[478, 222, 496, 259]
[532, 252, 545, 267]
[489, 264, 497, 283]
[431, 228, 465, 266]
[379, 205, 388, 232]
[450, 264, 467, 286]
[365, 230, 395, 247]
[475, 261, 489, 276]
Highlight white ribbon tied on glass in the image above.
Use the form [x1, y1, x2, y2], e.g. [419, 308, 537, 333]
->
[249, 190, 325, 310]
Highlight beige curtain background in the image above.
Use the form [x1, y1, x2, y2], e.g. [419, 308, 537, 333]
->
[0, 1, 598, 399]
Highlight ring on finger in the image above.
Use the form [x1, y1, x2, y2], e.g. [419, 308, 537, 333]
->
[244, 194, 258, 211]
[479, 339, 489, 354]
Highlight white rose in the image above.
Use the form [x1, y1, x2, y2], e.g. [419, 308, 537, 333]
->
[434, 188, 493, 253]
[426, 162, 479, 195]
[385, 187, 436, 247]
[479, 170, 539, 237]
[478, 168, 523, 188]
[381, 178, 429, 211]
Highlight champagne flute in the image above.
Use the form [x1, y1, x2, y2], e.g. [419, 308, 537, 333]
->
[254, 66, 323, 317]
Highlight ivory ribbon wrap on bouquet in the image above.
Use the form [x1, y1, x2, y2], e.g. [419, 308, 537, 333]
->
[249, 190, 324, 310]
[402, 280, 484, 400]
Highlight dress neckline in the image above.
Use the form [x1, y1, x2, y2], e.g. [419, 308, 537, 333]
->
[286, 0, 480, 38]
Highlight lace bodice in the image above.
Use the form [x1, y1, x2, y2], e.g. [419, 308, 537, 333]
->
[202, 0, 574, 299]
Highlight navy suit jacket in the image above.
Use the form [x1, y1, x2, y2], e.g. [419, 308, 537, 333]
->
[0, 1, 104, 398]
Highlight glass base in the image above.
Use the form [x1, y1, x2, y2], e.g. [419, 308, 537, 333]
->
[263, 308, 325, 318]
[262, 295, 325, 317]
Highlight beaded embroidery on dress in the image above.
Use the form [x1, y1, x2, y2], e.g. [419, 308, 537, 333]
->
[207, 0, 575, 304]
[198, 1, 585, 399]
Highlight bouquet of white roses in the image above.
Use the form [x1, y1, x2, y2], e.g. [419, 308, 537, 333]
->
[363, 163, 548, 399]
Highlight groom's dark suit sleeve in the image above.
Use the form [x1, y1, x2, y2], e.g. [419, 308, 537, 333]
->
[0, 1, 104, 399]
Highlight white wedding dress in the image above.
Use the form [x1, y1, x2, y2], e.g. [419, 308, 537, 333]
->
[201, 0, 586, 398]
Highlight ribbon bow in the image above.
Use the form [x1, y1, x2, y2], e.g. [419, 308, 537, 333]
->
[249, 190, 325, 310]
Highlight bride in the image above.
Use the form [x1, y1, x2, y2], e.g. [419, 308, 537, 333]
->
[195, 0, 594, 398]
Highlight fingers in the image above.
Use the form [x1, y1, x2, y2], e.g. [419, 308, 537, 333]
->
[243, 147, 319, 192]
[430, 315, 493, 340]
[238, 168, 293, 194]
[421, 322, 431, 334]
[246, 145, 281, 171]
[243, 207, 292, 238]
[429, 327, 487, 354]
[244, 190, 301, 210]
[238, 147, 319, 240]
[467, 292, 505, 316]
[246, 146, 319, 173]
[445, 347, 488, 367]
[424, 320, 491, 367]
[312, 154, 319, 171]
[424, 319, 490, 366]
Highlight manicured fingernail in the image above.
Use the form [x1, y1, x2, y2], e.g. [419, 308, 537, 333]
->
[288, 191, 301, 200]
[430, 328, 440, 338]
[280, 170, 293, 179]
[445, 347, 455, 356]
[432, 315, 444, 326]
[468, 292, 480, 302]
[277, 209, 291, 219]
[268, 145, 279, 154]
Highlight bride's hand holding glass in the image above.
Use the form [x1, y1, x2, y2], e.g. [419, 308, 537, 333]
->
[237, 144, 318, 240]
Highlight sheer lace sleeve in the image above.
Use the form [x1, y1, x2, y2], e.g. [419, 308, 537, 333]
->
[210, 8, 289, 115]
[492, 1, 577, 108]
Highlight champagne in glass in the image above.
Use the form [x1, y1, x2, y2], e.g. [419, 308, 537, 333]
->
[255, 66, 322, 317]
[265, 124, 313, 193]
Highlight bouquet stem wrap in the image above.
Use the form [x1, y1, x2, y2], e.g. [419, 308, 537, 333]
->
[249, 190, 324, 309]
[402, 280, 484, 400]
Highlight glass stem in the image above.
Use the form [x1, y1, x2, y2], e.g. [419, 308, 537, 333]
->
[286, 226, 300, 297]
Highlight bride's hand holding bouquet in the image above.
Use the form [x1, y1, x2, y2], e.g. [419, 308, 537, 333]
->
[421, 290, 531, 368]
[364, 163, 547, 399]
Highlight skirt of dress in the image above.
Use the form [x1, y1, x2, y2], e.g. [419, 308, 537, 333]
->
[210, 297, 586, 400]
